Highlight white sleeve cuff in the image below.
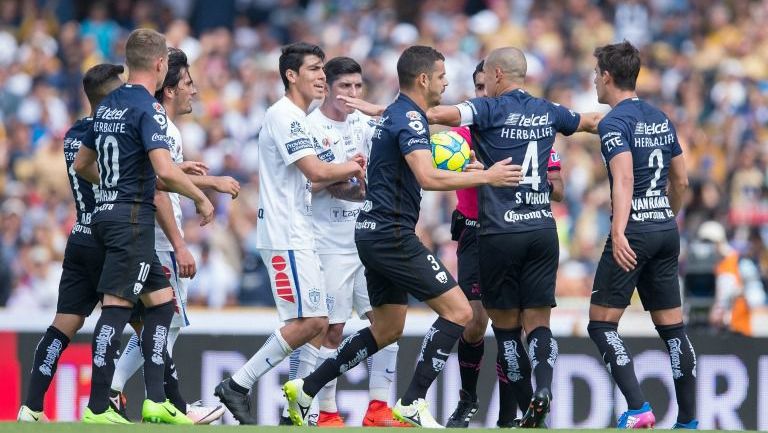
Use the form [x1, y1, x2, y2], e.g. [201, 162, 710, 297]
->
[456, 102, 474, 126]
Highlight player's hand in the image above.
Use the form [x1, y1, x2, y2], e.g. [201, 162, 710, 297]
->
[485, 157, 523, 187]
[196, 198, 215, 226]
[337, 95, 385, 117]
[214, 176, 241, 199]
[180, 161, 209, 176]
[611, 233, 637, 272]
[175, 244, 197, 278]
[464, 150, 484, 172]
[351, 152, 367, 171]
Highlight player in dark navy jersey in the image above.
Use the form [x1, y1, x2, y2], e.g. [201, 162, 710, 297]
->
[73, 29, 213, 425]
[283, 45, 523, 428]
[428, 47, 602, 428]
[587, 41, 697, 430]
[16, 64, 123, 423]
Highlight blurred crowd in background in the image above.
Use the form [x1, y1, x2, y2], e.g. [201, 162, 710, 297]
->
[0, 0, 767, 334]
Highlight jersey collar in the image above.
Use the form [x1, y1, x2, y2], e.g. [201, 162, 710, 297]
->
[396, 93, 426, 118]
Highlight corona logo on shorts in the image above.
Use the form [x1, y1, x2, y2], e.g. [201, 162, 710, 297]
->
[272, 255, 295, 303]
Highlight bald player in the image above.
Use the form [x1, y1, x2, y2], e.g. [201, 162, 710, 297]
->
[428, 47, 601, 428]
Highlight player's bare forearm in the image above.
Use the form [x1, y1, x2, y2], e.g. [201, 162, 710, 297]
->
[73, 146, 100, 184]
[668, 154, 688, 215]
[296, 156, 364, 184]
[190, 175, 240, 198]
[337, 95, 384, 117]
[154, 190, 185, 251]
[406, 150, 522, 191]
[426, 105, 462, 126]
[327, 179, 366, 202]
[608, 155, 634, 237]
[577, 112, 603, 134]
[548, 172, 564, 202]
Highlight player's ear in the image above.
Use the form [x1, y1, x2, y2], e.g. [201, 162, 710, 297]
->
[286, 69, 298, 85]
[417, 72, 428, 90]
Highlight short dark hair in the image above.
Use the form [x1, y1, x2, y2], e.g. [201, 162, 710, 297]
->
[155, 47, 190, 102]
[472, 60, 484, 85]
[324, 57, 362, 86]
[397, 45, 445, 89]
[279, 42, 325, 90]
[83, 63, 124, 106]
[593, 41, 641, 91]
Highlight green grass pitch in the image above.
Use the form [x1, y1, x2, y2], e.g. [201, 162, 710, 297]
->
[0, 424, 756, 433]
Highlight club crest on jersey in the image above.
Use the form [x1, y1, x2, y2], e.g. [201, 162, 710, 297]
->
[406, 110, 421, 121]
[152, 102, 166, 114]
[308, 288, 321, 307]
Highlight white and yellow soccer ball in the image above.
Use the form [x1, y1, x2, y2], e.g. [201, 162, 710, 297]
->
[430, 130, 471, 172]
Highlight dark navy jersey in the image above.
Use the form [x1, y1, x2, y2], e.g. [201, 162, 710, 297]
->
[459, 89, 580, 235]
[599, 97, 682, 233]
[355, 93, 431, 240]
[64, 117, 98, 246]
[84, 84, 170, 225]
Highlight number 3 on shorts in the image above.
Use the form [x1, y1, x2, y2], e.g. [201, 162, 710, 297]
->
[426, 254, 440, 271]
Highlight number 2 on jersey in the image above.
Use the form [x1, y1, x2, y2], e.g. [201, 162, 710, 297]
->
[646, 148, 663, 197]
[96, 134, 120, 188]
[520, 140, 541, 191]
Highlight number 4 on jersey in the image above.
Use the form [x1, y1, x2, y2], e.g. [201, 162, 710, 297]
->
[520, 140, 541, 191]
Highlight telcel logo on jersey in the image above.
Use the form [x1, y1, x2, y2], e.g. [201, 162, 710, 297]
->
[96, 106, 128, 120]
[634, 119, 669, 135]
[505, 112, 550, 127]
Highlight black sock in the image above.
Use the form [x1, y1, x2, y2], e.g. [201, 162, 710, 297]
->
[164, 349, 188, 413]
[25, 326, 71, 411]
[402, 317, 464, 405]
[588, 321, 645, 409]
[493, 326, 531, 420]
[527, 326, 557, 393]
[88, 306, 132, 413]
[141, 301, 174, 403]
[302, 327, 379, 397]
[656, 322, 697, 423]
[457, 336, 484, 400]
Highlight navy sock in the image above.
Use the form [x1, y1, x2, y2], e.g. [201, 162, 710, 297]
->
[457, 336, 484, 399]
[141, 301, 174, 403]
[164, 349, 187, 413]
[302, 327, 379, 397]
[402, 317, 464, 405]
[493, 326, 531, 420]
[588, 321, 645, 409]
[527, 326, 557, 393]
[25, 326, 70, 411]
[88, 306, 132, 413]
[657, 322, 697, 423]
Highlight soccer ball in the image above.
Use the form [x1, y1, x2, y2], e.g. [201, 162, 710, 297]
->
[430, 130, 471, 172]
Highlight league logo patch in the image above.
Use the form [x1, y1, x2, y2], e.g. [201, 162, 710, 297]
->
[406, 110, 421, 121]
[153, 102, 166, 114]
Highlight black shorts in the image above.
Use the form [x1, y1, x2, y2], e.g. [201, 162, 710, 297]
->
[591, 229, 681, 311]
[93, 221, 169, 303]
[479, 229, 559, 310]
[56, 239, 104, 316]
[356, 234, 457, 307]
[451, 210, 481, 301]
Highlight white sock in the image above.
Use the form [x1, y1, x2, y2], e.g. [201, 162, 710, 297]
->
[296, 343, 320, 419]
[316, 346, 339, 412]
[231, 329, 292, 389]
[282, 348, 302, 418]
[369, 342, 398, 403]
[111, 332, 143, 392]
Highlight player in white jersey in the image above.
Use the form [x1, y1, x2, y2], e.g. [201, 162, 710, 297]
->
[214, 43, 366, 425]
[109, 48, 238, 424]
[304, 57, 407, 427]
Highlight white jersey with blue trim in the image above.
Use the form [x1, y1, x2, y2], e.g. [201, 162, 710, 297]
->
[154, 118, 184, 252]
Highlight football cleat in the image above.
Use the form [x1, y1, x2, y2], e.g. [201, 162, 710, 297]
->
[446, 391, 479, 427]
[617, 402, 655, 429]
[108, 389, 128, 419]
[215, 378, 258, 425]
[186, 400, 225, 424]
[141, 399, 193, 424]
[82, 407, 132, 424]
[318, 411, 345, 427]
[17, 405, 48, 423]
[362, 400, 411, 427]
[279, 415, 293, 425]
[392, 398, 443, 428]
[496, 418, 521, 428]
[672, 419, 699, 429]
[283, 379, 315, 426]
[519, 388, 551, 428]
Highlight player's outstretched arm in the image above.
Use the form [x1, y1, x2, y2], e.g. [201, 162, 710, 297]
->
[575, 112, 603, 133]
[337, 95, 385, 117]
[294, 154, 365, 185]
[326, 178, 366, 202]
[608, 152, 637, 272]
[73, 146, 100, 184]
[154, 190, 196, 278]
[189, 175, 240, 199]
[426, 105, 462, 126]
[405, 149, 522, 191]
[149, 148, 214, 226]
[668, 154, 689, 215]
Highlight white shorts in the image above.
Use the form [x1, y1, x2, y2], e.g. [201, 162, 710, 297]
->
[158, 250, 190, 328]
[319, 253, 372, 324]
[260, 249, 328, 321]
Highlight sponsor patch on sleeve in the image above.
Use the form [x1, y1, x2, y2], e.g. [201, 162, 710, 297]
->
[285, 138, 314, 155]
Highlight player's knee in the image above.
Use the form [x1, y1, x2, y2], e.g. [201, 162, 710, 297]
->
[325, 324, 344, 347]
[463, 318, 486, 342]
[304, 316, 329, 337]
[372, 324, 402, 346]
[448, 302, 474, 327]
[52, 314, 86, 339]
